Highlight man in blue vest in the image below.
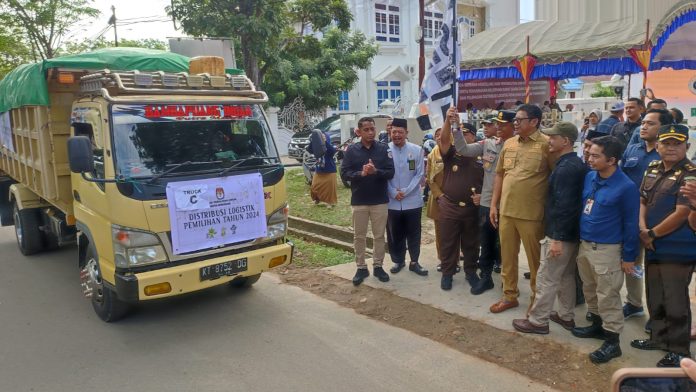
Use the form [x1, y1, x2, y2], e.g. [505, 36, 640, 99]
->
[619, 108, 673, 321]
[630, 124, 696, 367]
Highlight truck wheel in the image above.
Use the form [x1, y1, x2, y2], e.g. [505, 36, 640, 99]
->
[83, 245, 130, 322]
[13, 203, 44, 255]
[230, 273, 261, 288]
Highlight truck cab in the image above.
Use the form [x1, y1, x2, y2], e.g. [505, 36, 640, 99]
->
[0, 51, 293, 322]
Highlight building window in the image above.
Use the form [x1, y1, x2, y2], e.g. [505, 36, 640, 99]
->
[336, 90, 349, 111]
[459, 16, 477, 40]
[375, 3, 400, 43]
[376, 81, 401, 107]
[424, 10, 444, 46]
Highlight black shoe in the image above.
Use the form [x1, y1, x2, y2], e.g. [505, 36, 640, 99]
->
[571, 313, 606, 340]
[493, 265, 501, 274]
[352, 268, 370, 286]
[630, 339, 665, 351]
[657, 352, 691, 368]
[441, 275, 453, 290]
[589, 331, 622, 364]
[390, 263, 405, 274]
[471, 274, 494, 295]
[437, 264, 459, 273]
[409, 262, 428, 276]
[465, 273, 480, 288]
[585, 312, 593, 321]
[373, 267, 390, 282]
[523, 272, 531, 280]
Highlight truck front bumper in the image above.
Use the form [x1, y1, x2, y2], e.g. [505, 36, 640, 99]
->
[114, 241, 293, 302]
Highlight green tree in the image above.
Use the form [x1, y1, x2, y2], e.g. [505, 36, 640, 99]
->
[591, 83, 617, 98]
[168, 0, 377, 110]
[61, 37, 168, 55]
[0, 23, 32, 79]
[0, 0, 100, 60]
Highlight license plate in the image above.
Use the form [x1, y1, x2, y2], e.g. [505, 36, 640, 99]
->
[200, 258, 248, 281]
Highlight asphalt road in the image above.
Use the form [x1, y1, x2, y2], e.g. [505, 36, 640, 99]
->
[0, 226, 554, 392]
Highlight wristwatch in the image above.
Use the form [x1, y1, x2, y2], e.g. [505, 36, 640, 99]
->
[647, 229, 657, 239]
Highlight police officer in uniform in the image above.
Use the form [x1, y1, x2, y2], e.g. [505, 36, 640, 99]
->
[437, 115, 484, 291]
[630, 124, 696, 367]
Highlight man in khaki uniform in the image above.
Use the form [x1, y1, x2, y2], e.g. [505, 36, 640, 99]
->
[489, 104, 554, 314]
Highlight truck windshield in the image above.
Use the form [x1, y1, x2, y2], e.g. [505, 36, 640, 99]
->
[110, 104, 278, 178]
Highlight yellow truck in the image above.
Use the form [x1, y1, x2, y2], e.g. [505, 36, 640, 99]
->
[0, 48, 293, 321]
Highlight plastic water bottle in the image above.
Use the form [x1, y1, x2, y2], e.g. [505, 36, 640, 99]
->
[631, 265, 644, 279]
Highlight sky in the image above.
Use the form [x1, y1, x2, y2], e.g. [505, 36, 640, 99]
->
[75, 0, 179, 43]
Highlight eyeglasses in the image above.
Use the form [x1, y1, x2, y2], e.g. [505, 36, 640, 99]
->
[512, 117, 530, 123]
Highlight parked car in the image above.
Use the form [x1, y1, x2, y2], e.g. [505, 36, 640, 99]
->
[288, 115, 341, 162]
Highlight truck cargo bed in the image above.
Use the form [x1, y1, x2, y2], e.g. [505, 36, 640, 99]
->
[0, 80, 77, 216]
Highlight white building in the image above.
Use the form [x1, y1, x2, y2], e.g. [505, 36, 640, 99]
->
[334, 0, 520, 116]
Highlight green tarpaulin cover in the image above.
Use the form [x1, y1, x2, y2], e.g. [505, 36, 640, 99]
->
[0, 47, 244, 113]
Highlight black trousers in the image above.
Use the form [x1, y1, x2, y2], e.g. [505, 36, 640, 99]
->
[646, 262, 695, 354]
[437, 197, 479, 277]
[387, 208, 422, 265]
[478, 206, 500, 274]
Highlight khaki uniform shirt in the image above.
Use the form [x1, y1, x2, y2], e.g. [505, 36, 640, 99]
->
[495, 130, 553, 221]
[426, 145, 445, 220]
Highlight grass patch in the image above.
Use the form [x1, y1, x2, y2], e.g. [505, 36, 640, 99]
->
[286, 167, 353, 227]
[289, 235, 354, 268]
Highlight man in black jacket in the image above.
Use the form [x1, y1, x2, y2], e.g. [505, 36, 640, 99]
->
[611, 98, 645, 151]
[512, 122, 588, 334]
[341, 117, 395, 286]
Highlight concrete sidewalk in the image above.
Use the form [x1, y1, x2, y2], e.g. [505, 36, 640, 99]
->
[324, 241, 692, 368]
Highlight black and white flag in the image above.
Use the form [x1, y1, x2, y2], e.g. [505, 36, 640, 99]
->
[418, 0, 460, 128]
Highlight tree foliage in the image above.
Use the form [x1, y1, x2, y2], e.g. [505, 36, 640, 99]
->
[0, 23, 32, 79]
[168, 0, 377, 110]
[0, 0, 100, 60]
[61, 37, 168, 55]
[591, 83, 617, 98]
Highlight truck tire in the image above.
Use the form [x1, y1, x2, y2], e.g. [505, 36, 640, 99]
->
[230, 273, 261, 288]
[13, 203, 44, 255]
[84, 245, 130, 322]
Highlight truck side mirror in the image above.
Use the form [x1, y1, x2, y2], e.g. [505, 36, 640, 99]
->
[68, 136, 95, 173]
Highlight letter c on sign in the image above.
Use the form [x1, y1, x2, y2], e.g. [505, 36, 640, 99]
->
[190, 195, 197, 204]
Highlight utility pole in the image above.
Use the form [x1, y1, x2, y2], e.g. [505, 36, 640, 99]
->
[418, 0, 425, 88]
[109, 5, 118, 47]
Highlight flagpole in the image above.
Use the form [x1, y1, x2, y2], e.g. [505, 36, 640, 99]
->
[451, 0, 458, 109]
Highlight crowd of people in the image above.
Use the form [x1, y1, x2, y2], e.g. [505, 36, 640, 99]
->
[337, 97, 695, 368]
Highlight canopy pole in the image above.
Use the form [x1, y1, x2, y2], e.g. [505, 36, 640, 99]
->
[628, 73, 632, 99]
[642, 19, 650, 92]
[525, 36, 531, 103]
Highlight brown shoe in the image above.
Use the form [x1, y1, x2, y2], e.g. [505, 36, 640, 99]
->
[550, 311, 576, 331]
[512, 318, 549, 334]
[490, 299, 519, 313]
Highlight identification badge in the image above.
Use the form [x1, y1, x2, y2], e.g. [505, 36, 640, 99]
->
[408, 159, 415, 170]
[583, 199, 594, 215]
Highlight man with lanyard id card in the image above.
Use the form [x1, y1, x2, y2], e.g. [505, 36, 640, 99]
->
[571, 135, 640, 364]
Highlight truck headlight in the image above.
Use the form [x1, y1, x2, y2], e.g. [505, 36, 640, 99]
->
[267, 204, 288, 240]
[112, 225, 168, 268]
